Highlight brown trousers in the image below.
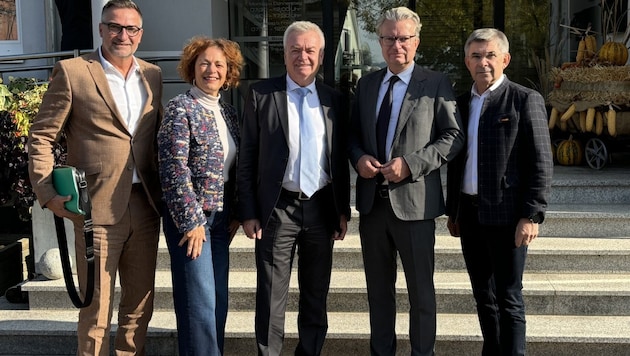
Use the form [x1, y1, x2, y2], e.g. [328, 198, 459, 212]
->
[73, 185, 160, 356]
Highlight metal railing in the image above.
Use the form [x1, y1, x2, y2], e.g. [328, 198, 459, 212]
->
[0, 50, 183, 84]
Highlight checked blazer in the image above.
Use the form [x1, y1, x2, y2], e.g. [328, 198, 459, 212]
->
[446, 77, 553, 225]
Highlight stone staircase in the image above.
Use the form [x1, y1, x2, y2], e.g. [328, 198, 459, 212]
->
[2, 164, 630, 355]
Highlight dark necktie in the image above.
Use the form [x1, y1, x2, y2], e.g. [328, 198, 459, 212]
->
[376, 75, 399, 163]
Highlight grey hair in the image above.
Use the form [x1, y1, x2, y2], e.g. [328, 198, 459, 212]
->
[464, 28, 510, 55]
[376, 7, 422, 36]
[283, 21, 325, 50]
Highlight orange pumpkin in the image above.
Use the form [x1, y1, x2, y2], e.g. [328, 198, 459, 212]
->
[598, 41, 629, 66]
[556, 135, 583, 166]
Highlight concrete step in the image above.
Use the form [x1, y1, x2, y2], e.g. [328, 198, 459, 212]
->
[1, 307, 629, 355]
[368, 164, 630, 206]
[157, 234, 630, 274]
[547, 164, 630, 205]
[33, 203, 630, 276]
[22, 269, 630, 316]
[345, 204, 630, 239]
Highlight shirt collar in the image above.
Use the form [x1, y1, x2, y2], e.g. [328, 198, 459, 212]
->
[286, 74, 316, 93]
[98, 46, 140, 77]
[383, 62, 414, 85]
[470, 74, 505, 97]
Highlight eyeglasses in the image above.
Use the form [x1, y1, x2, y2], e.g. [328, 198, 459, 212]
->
[379, 35, 416, 46]
[103, 22, 142, 37]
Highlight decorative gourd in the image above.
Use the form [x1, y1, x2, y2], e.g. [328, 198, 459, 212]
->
[556, 135, 583, 166]
[598, 41, 629, 66]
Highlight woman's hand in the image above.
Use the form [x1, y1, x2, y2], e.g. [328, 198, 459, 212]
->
[180, 225, 207, 259]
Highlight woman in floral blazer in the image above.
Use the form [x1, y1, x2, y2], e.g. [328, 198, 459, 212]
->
[157, 37, 244, 356]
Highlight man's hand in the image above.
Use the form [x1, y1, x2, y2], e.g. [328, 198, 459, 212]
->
[356, 154, 382, 179]
[243, 219, 263, 240]
[332, 215, 348, 241]
[515, 218, 538, 247]
[447, 216, 460, 237]
[45, 195, 81, 219]
[380, 157, 410, 183]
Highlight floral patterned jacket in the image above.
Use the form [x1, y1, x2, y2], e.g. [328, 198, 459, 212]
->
[158, 90, 239, 233]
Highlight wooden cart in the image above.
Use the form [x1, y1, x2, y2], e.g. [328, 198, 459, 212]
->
[548, 65, 630, 169]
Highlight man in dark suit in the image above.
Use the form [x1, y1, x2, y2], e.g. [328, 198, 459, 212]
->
[446, 28, 553, 356]
[238, 20, 350, 356]
[348, 7, 464, 356]
[28, 1, 162, 355]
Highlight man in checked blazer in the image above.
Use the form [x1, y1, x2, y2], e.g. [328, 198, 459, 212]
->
[28, 1, 162, 355]
[446, 28, 553, 355]
[348, 7, 464, 356]
[238, 21, 350, 355]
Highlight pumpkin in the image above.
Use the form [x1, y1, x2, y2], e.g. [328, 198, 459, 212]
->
[556, 135, 583, 166]
[598, 41, 629, 66]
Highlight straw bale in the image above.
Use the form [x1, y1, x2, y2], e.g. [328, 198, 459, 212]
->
[548, 65, 630, 111]
[550, 65, 630, 82]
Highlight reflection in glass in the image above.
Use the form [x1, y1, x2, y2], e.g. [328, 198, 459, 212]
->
[0, 0, 18, 41]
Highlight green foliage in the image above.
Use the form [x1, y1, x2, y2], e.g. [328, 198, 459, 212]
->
[0, 78, 49, 145]
[349, 0, 551, 96]
[351, 0, 407, 34]
[0, 77, 64, 221]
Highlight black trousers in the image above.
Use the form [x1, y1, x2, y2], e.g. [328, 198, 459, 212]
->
[359, 190, 436, 356]
[255, 186, 335, 356]
[458, 194, 527, 356]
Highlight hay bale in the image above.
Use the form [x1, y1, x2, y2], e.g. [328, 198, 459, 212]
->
[548, 66, 630, 111]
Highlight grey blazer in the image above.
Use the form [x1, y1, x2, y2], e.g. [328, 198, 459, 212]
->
[348, 65, 464, 221]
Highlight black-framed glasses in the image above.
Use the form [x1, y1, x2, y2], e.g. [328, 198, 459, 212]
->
[379, 35, 416, 46]
[103, 22, 142, 37]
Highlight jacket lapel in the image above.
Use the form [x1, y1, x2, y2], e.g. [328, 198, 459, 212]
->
[85, 51, 127, 132]
[271, 76, 290, 140]
[137, 61, 155, 121]
[394, 67, 424, 142]
[316, 82, 334, 157]
[367, 70, 386, 152]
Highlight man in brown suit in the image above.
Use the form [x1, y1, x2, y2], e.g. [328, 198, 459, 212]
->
[27, 1, 162, 355]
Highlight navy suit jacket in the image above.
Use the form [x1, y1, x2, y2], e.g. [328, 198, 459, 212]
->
[446, 77, 553, 225]
[237, 75, 351, 229]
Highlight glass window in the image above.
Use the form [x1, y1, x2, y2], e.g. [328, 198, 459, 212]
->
[229, 0, 551, 102]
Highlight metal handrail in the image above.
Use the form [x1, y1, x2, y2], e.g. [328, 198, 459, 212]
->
[0, 49, 90, 62]
[0, 49, 183, 83]
[0, 50, 87, 76]
[0, 49, 182, 64]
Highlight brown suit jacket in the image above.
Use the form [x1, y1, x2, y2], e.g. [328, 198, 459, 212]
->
[28, 50, 163, 225]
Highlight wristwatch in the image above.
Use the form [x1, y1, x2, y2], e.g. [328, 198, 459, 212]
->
[528, 212, 543, 224]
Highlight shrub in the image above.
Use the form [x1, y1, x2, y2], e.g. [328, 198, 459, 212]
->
[0, 77, 65, 221]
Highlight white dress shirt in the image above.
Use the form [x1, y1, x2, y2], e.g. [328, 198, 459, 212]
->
[99, 47, 147, 184]
[462, 74, 506, 195]
[377, 63, 414, 161]
[283, 75, 330, 193]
